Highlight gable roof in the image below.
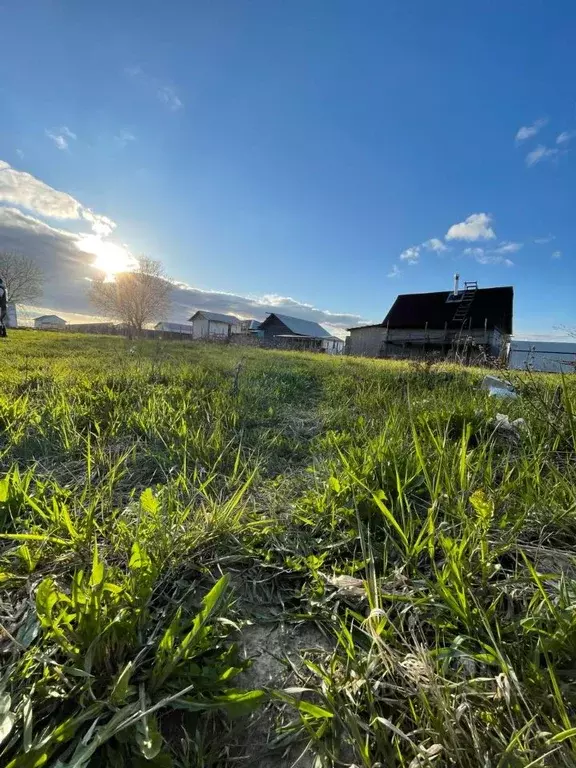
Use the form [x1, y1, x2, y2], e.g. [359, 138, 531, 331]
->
[382, 286, 514, 334]
[261, 313, 332, 338]
[189, 310, 240, 325]
[34, 315, 65, 322]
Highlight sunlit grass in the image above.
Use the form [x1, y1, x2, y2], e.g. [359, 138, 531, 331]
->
[0, 331, 575, 766]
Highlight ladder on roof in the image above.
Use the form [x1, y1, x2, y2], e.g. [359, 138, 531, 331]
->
[452, 281, 478, 325]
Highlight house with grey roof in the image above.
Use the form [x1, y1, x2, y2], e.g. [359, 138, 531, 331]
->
[258, 313, 344, 354]
[34, 314, 66, 330]
[188, 310, 241, 339]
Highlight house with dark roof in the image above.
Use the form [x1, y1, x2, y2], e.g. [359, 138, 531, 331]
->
[347, 276, 513, 361]
[188, 310, 241, 339]
[259, 313, 344, 354]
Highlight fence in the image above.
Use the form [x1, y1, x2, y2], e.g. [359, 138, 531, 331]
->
[56, 324, 343, 353]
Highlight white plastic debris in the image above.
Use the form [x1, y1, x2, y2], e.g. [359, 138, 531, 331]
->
[494, 413, 526, 430]
[491, 413, 527, 443]
[489, 387, 518, 399]
[480, 375, 517, 399]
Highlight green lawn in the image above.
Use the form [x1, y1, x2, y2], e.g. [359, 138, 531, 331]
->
[1, 331, 576, 767]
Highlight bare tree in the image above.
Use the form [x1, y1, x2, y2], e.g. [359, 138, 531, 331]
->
[88, 256, 172, 333]
[0, 251, 44, 303]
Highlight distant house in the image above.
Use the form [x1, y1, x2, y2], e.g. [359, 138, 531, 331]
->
[509, 340, 576, 373]
[347, 277, 513, 361]
[154, 322, 194, 335]
[34, 314, 66, 330]
[258, 313, 344, 354]
[188, 311, 241, 339]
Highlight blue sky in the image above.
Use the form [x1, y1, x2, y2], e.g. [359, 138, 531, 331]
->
[1, 0, 575, 337]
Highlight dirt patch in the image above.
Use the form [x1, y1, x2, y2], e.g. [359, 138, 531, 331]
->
[238, 621, 329, 688]
[234, 621, 332, 768]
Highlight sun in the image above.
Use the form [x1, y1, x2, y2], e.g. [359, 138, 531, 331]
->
[76, 235, 139, 278]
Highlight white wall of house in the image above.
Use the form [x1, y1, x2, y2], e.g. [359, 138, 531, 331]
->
[192, 317, 240, 339]
[347, 326, 386, 357]
[321, 338, 345, 354]
[208, 320, 230, 337]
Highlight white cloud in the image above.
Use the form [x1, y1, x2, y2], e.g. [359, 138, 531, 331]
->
[526, 145, 558, 166]
[477, 253, 514, 266]
[15, 149, 24, 159]
[556, 130, 576, 145]
[114, 130, 136, 148]
[463, 246, 513, 266]
[515, 118, 548, 142]
[493, 241, 523, 254]
[125, 65, 183, 111]
[46, 132, 68, 151]
[446, 213, 496, 241]
[1, 159, 82, 219]
[534, 234, 555, 244]
[399, 245, 420, 264]
[0, 159, 115, 239]
[552, 250, 562, 259]
[395, 237, 447, 268]
[46, 126, 77, 151]
[124, 65, 142, 77]
[82, 209, 115, 237]
[0, 205, 77, 241]
[387, 265, 401, 278]
[423, 237, 447, 252]
[156, 85, 183, 111]
[0, 187, 366, 332]
[170, 284, 366, 331]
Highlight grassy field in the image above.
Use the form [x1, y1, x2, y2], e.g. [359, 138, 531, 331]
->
[0, 332, 576, 767]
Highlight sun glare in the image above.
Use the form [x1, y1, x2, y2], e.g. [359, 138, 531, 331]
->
[76, 235, 139, 278]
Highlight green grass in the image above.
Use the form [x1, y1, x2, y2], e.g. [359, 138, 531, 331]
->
[0, 331, 576, 767]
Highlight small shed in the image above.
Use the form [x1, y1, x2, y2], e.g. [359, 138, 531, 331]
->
[188, 311, 241, 339]
[34, 314, 66, 330]
[509, 340, 576, 373]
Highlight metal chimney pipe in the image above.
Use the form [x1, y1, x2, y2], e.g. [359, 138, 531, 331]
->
[453, 273, 460, 296]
